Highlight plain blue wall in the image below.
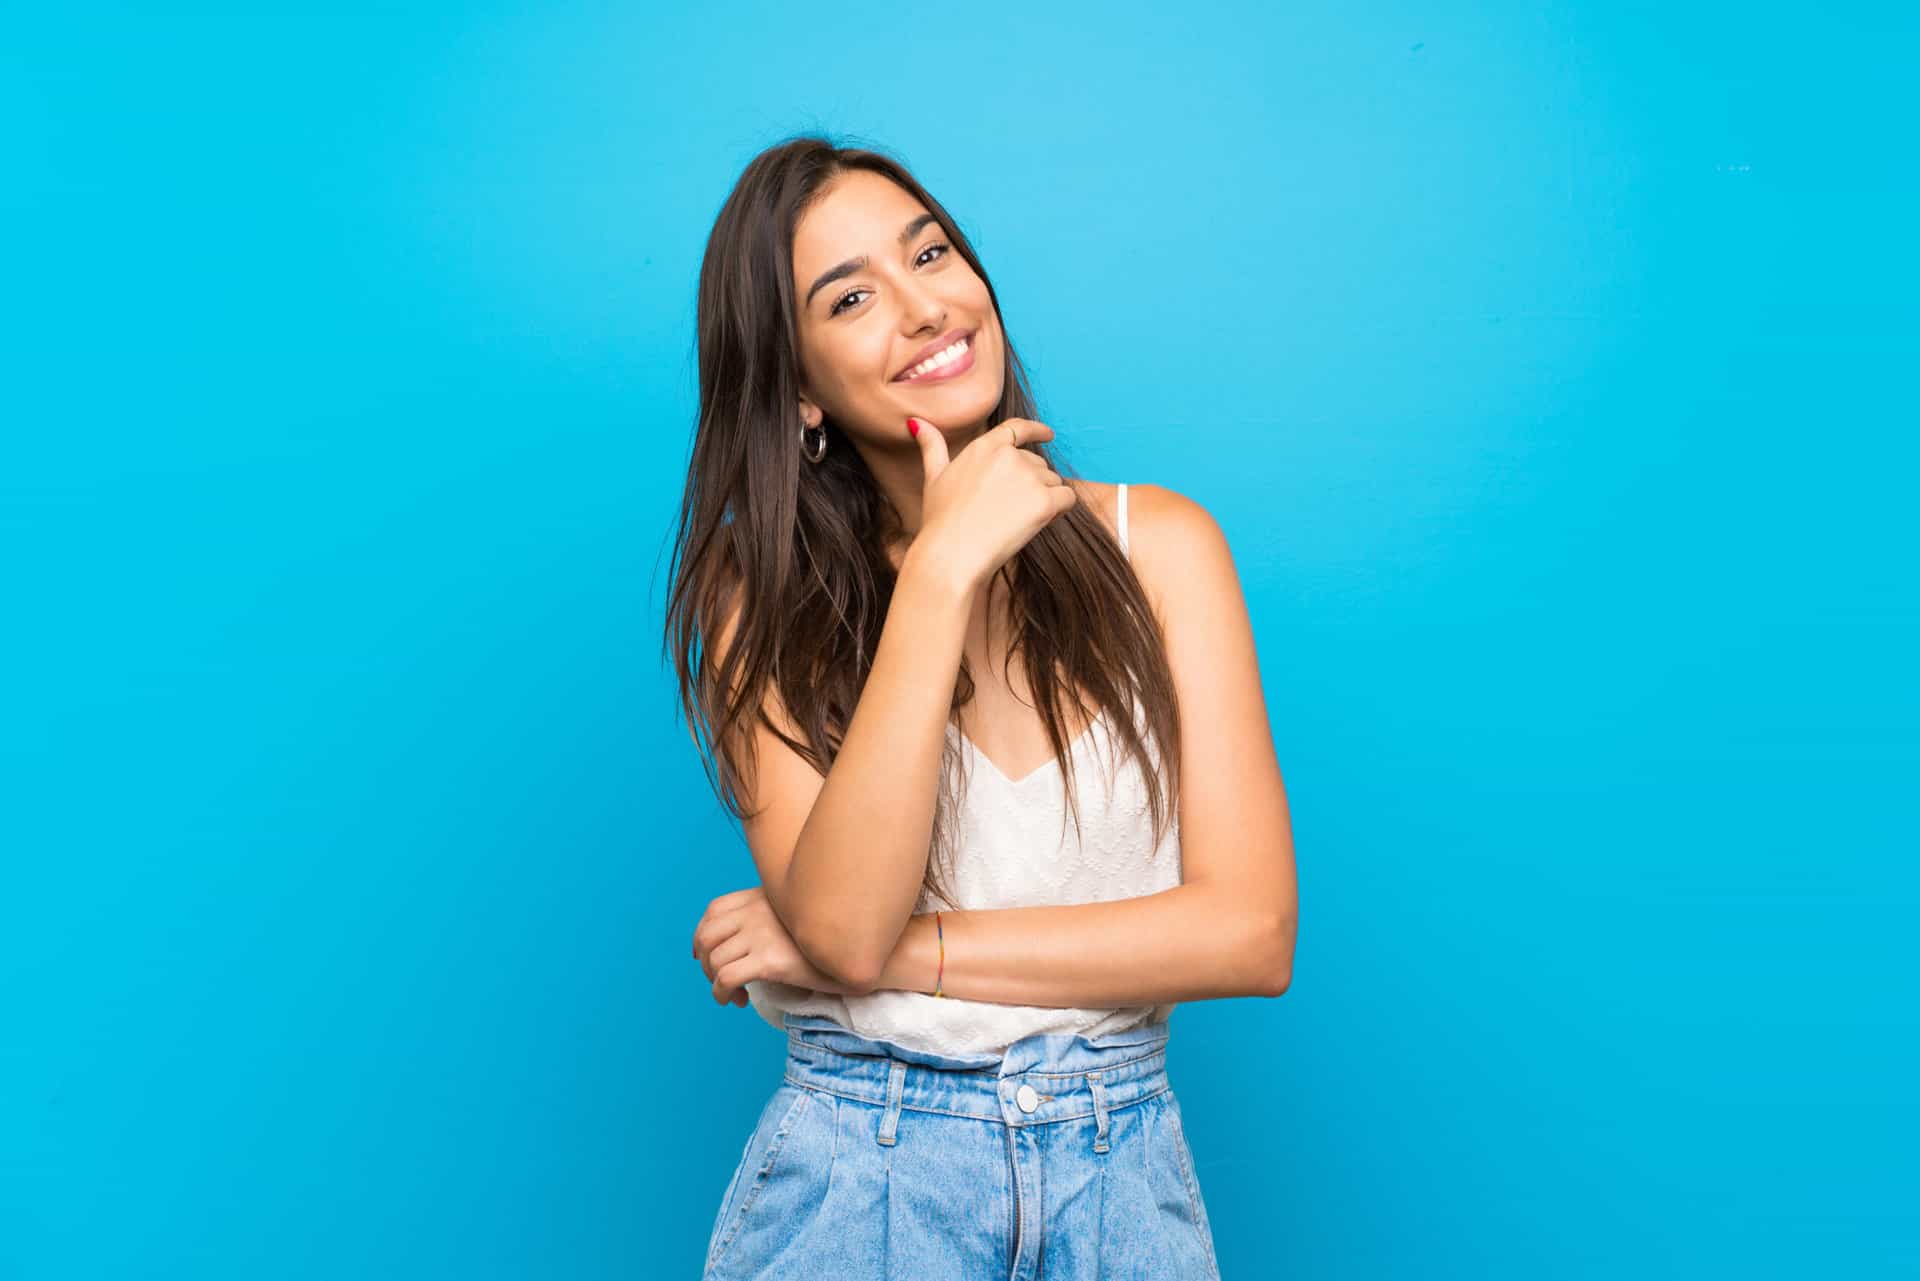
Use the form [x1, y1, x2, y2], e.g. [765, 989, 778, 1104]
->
[6, 2, 1914, 1277]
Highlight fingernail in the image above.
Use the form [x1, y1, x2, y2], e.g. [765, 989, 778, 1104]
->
[907, 417, 920, 437]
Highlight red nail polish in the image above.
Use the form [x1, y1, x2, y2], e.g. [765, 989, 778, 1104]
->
[907, 417, 920, 437]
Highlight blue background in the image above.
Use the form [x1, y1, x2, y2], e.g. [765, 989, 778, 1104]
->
[6, 2, 1914, 1277]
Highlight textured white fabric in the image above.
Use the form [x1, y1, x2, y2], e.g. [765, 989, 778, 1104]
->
[747, 483, 1183, 1055]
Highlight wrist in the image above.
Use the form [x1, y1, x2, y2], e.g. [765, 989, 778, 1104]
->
[876, 913, 940, 993]
[900, 537, 981, 603]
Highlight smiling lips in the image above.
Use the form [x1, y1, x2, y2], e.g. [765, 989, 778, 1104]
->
[895, 330, 977, 383]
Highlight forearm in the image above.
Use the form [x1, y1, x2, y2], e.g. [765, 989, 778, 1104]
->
[872, 884, 1294, 1006]
[782, 544, 978, 988]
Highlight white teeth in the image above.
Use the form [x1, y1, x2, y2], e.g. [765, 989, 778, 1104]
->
[904, 335, 969, 380]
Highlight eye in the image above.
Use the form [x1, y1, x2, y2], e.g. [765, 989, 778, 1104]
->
[828, 241, 953, 317]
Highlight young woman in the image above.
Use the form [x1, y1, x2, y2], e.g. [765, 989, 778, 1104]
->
[671, 135, 1297, 1280]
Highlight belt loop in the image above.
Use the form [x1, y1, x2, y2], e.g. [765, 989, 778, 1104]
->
[1089, 1072, 1112, 1154]
[876, 1059, 908, 1146]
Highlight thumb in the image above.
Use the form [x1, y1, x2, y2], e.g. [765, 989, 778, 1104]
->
[909, 416, 948, 482]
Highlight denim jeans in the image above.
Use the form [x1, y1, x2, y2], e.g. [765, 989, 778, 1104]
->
[701, 1012, 1221, 1280]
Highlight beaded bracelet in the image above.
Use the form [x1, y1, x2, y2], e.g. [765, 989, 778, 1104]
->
[932, 910, 946, 997]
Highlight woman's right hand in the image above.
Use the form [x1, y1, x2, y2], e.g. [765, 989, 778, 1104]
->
[908, 416, 1077, 590]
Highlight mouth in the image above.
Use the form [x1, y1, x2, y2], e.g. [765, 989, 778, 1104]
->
[892, 328, 978, 384]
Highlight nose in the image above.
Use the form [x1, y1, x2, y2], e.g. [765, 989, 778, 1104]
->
[896, 275, 946, 336]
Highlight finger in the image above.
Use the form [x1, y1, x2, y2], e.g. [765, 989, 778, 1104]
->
[702, 931, 752, 983]
[910, 416, 948, 481]
[1005, 420, 1054, 449]
[693, 915, 743, 967]
[694, 892, 753, 952]
[1015, 452, 1061, 485]
[713, 957, 751, 1005]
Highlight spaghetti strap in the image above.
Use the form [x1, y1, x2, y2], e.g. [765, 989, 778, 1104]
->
[1117, 482, 1130, 560]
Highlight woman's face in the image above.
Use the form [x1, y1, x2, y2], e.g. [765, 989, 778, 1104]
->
[790, 170, 1004, 446]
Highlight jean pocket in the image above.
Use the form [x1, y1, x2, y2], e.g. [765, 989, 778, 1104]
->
[704, 1084, 819, 1279]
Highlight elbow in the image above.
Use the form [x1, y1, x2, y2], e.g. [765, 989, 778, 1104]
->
[779, 843, 888, 995]
[791, 920, 882, 995]
[1258, 909, 1297, 998]
[826, 953, 883, 996]
[777, 876, 880, 994]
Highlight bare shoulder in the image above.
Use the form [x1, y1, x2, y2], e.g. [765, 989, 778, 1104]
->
[1127, 481, 1226, 545]
[1105, 481, 1236, 622]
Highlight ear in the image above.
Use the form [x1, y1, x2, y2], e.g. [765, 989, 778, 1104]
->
[798, 397, 823, 429]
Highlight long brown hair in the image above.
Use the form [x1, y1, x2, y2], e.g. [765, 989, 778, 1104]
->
[662, 132, 1181, 911]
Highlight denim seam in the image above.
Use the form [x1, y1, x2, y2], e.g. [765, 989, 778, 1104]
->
[1165, 1096, 1221, 1281]
[1017, 1047, 1169, 1079]
[706, 1086, 811, 1276]
[784, 1074, 1172, 1124]
[702, 1136, 750, 1273]
[785, 1037, 1168, 1081]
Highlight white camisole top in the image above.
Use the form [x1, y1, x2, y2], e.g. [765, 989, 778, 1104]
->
[746, 483, 1183, 1056]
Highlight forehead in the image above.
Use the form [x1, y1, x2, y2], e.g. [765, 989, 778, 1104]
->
[791, 170, 925, 276]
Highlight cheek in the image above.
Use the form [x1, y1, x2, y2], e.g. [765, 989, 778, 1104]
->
[802, 335, 865, 396]
[844, 334, 900, 390]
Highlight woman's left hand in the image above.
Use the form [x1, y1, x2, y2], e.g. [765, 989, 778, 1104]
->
[692, 886, 866, 1006]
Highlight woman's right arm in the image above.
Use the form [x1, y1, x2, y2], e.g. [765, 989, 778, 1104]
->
[709, 418, 1069, 991]
[711, 541, 977, 993]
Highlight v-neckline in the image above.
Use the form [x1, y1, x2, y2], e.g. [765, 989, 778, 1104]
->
[949, 708, 1110, 788]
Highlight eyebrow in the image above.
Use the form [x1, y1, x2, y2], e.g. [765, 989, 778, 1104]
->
[803, 212, 942, 309]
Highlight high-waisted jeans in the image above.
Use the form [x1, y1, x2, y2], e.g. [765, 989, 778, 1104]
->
[701, 1012, 1221, 1280]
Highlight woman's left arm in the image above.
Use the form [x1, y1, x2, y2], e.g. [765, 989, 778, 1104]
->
[872, 888, 1287, 1005]
[874, 484, 1299, 1006]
